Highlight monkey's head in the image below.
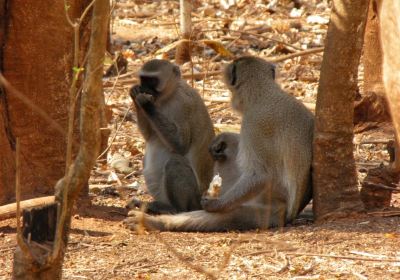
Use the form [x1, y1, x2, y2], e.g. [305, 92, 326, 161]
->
[223, 56, 276, 112]
[138, 59, 181, 101]
[209, 132, 239, 162]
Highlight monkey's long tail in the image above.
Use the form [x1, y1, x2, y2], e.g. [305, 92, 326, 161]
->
[146, 205, 277, 232]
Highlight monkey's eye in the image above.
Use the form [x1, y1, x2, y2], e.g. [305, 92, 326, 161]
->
[140, 76, 159, 90]
[229, 64, 237, 86]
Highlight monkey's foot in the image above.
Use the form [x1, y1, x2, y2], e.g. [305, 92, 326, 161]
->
[123, 210, 147, 231]
[123, 210, 164, 232]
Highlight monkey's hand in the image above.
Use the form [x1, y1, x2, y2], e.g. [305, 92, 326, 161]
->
[135, 93, 155, 113]
[129, 85, 143, 100]
[201, 196, 227, 212]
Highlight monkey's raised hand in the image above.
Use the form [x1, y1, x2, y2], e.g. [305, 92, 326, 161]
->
[130, 85, 155, 113]
[129, 85, 143, 100]
[135, 93, 155, 112]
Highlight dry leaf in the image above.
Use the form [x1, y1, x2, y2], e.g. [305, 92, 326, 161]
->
[201, 40, 234, 58]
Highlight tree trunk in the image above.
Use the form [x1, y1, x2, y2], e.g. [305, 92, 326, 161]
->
[381, 1, 400, 153]
[0, 0, 16, 204]
[313, 0, 369, 221]
[0, 0, 88, 204]
[354, 0, 390, 128]
[175, 0, 192, 65]
[363, 0, 383, 94]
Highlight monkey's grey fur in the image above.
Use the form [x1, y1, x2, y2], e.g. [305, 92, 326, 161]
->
[126, 59, 215, 214]
[209, 132, 240, 193]
[125, 56, 313, 230]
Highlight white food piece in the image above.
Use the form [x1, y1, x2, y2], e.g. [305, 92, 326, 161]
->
[207, 174, 222, 198]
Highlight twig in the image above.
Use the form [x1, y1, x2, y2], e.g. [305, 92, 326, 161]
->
[367, 210, 400, 217]
[105, 70, 136, 80]
[350, 250, 391, 258]
[352, 272, 368, 280]
[158, 235, 218, 280]
[64, 0, 97, 173]
[358, 139, 392, 145]
[286, 252, 400, 262]
[268, 47, 324, 63]
[158, 18, 228, 26]
[105, 59, 124, 105]
[97, 107, 132, 159]
[362, 181, 400, 193]
[202, 28, 303, 51]
[243, 247, 298, 257]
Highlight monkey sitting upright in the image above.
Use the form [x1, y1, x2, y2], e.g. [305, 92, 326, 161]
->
[124, 56, 313, 230]
[127, 59, 215, 214]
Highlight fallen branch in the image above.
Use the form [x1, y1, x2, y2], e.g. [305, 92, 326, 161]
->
[362, 181, 400, 193]
[367, 210, 400, 217]
[286, 252, 400, 262]
[0, 196, 55, 221]
[268, 47, 324, 63]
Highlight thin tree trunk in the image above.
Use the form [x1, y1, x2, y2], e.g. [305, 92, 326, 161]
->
[381, 1, 400, 152]
[175, 0, 192, 64]
[12, 0, 109, 278]
[363, 0, 383, 94]
[313, 0, 369, 221]
[354, 0, 390, 127]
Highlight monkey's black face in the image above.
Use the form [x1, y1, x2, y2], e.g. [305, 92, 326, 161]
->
[140, 75, 161, 97]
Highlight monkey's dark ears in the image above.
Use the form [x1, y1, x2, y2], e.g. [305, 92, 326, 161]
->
[271, 64, 276, 80]
[229, 64, 237, 86]
[173, 65, 181, 77]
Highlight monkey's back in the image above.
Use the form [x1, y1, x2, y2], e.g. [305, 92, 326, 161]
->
[172, 81, 215, 192]
[240, 83, 314, 220]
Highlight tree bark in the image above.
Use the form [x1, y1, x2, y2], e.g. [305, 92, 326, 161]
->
[12, 0, 109, 278]
[0, 0, 90, 205]
[175, 0, 192, 64]
[354, 0, 390, 127]
[363, 0, 383, 94]
[0, 0, 16, 204]
[313, 0, 369, 221]
[380, 1, 400, 151]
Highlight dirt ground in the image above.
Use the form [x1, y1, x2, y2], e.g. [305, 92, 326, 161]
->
[1, 0, 400, 279]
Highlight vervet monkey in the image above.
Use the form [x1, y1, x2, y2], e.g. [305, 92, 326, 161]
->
[125, 56, 313, 230]
[127, 59, 215, 214]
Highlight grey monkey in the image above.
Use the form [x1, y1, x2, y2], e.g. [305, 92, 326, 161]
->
[126, 59, 215, 214]
[125, 56, 313, 230]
